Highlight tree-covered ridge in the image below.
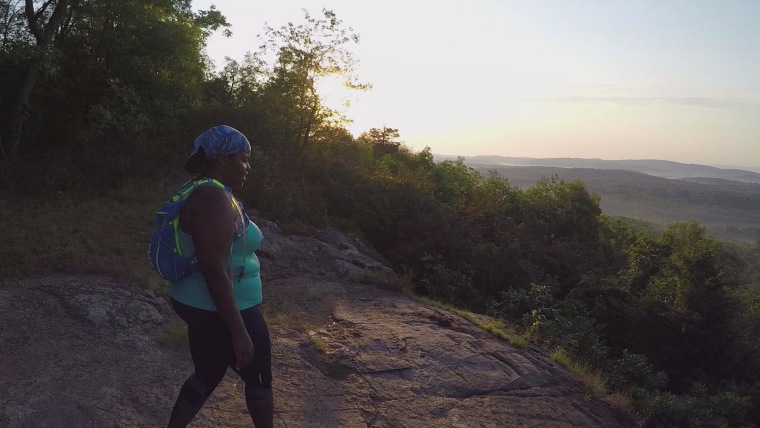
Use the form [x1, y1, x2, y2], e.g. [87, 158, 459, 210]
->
[1, 3, 759, 426]
[477, 165, 760, 243]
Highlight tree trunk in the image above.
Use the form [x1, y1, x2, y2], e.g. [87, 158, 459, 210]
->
[3, 0, 70, 163]
[5, 61, 41, 162]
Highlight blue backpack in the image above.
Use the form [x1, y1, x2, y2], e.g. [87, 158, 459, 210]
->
[148, 178, 245, 282]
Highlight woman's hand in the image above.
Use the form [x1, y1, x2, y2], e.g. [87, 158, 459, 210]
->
[232, 330, 254, 370]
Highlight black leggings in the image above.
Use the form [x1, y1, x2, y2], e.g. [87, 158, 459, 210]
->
[171, 299, 273, 402]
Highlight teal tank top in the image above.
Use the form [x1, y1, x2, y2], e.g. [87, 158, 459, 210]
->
[168, 220, 264, 311]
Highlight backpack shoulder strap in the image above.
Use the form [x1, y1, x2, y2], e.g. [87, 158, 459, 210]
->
[164, 178, 228, 256]
[172, 178, 225, 202]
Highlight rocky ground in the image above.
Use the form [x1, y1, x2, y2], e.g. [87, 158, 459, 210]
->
[0, 219, 637, 427]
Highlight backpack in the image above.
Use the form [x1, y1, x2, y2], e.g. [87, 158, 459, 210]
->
[148, 178, 246, 282]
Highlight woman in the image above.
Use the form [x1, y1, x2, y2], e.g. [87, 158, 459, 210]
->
[167, 125, 273, 428]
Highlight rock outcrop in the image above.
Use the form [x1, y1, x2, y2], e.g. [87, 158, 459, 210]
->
[255, 217, 395, 280]
[0, 221, 637, 427]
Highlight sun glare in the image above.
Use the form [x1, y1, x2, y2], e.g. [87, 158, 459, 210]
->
[315, 75, 365, 131]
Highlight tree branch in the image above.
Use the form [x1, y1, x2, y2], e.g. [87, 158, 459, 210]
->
[43, 0, 70, 42]
[34, 0, 52, 21]
[24, 0, 43, 42]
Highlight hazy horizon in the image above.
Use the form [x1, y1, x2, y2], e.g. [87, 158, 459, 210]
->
[193, 1, 760, 169]
[431, 153, 760, 173]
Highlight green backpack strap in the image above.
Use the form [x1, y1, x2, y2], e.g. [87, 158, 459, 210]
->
[169, 178, 226, 256]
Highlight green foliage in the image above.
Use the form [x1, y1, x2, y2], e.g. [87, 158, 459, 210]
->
[517, 176, 607, 294]
[620, 221, 739, 391]
[726, 282, 760, 397]
[522, 176, 601, 244]
[2, 0, 224, 175]
[542, 304, 610, 367]
[417, 255, 477, 306]
[82, 79, 149, 140]
[490, 283, 555, 324]
[484, 165, 760, 244]
[242, 9, 368, 157]
[608, 350, 667, 393]
[1, 1, 31, 48]
[192, 4, 231, 39]
[357, 127, 402, 155]
[639, 385, 751, 428]
[431, 158, 481, 207]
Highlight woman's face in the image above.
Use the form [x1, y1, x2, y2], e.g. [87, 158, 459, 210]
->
[224, 146, 252, 189]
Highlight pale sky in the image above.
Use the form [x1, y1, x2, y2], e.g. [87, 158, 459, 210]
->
[193, 0, 760, 169]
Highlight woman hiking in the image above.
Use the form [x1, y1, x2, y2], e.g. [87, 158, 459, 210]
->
[165, 125, 273, 428]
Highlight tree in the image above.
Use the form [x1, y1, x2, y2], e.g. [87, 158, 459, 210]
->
[622, 221, 740, 391]
[522, 176, 602, 244]
[1, 1, 30, 47]
[2, 0, 230, 165]
[3, 0, 70, 162]
[253, 9, 369, 157]
[214, 53, 267, 106]
[430, 158, 481, 207]
[56, 0, 228, 130]
[357, 127, 401, 155]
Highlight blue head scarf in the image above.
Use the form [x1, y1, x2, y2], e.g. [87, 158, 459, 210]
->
[190, 125, 250, 160]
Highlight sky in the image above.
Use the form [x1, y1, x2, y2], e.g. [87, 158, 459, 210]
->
[193, 0, 760, 169]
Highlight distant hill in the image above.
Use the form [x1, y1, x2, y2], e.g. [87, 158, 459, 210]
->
[433, 156, 760, 243]
[433, 155, 760, 184]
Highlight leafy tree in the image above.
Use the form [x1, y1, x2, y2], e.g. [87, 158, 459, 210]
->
[214, 53, 267, 107]
[622, 221, 739, 391]
[521, 176, 602, 245]
[357, 127, 401, 155]
[1, 0, 230, 188]
[517, 176, 605, 295]
[252, 9, 369, 157]
[430, 158, 480, 207]
[1, 1, 31, 47]
[55, 0, 227, 131]
[2, 0, 71, 162]
[462, 174, 529, 295]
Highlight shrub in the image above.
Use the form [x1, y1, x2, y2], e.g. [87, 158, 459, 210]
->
[638, 385, 750, 428]
[490, 283, 555, 323]
[608, 350, 667, 393]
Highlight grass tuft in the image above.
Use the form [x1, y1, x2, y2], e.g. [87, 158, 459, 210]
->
[552, 346, 608, 399]
[261, 298, 312, 331]
[605, 392, 646, 426]
[309, 334, 330, 354]
[420, 297, 529, 349]
[308, 331, 344, 365]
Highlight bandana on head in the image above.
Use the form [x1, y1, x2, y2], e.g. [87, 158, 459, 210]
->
[190, 125, 250, 160]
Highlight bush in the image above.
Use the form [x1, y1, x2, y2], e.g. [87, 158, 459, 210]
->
[638, 385, 750, 428]
[416, 256, 477, 306]
[542, 308, 610, 367]
[489, 283, 555, 323]
[608, 350, 667, 393]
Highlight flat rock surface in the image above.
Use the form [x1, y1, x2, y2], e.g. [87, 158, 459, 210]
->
[0, 273, 636, 427]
